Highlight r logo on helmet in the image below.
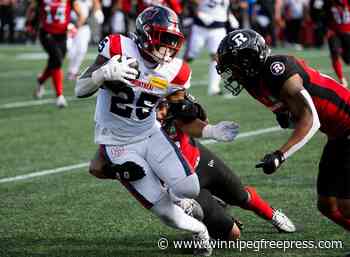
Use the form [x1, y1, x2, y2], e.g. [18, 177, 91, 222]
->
[231, 32, 248, 47]
[270, 62, 285, 76]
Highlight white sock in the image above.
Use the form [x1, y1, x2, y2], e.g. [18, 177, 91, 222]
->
[151, 193, 206, 233]
[208, 60, 221, 95]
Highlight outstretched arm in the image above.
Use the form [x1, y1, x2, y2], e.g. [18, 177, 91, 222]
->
[256, 74, 320, 174]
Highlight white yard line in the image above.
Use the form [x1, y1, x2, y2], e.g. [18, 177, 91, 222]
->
[0, 80, 209, 110]
[0, 126, 282, 184]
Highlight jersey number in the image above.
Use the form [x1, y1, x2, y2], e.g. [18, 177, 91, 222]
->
[331, 7, 350, 24]
[44, 4, 67, 24]
[110, 87, 159, 120]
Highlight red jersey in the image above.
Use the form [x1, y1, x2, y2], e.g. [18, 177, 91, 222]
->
[39, 0, 72, 34]
[325, 0, 350, 33]
[136, 0, 182, 15]
[245, 55, 350, 138]
[164, 121, 200, 170]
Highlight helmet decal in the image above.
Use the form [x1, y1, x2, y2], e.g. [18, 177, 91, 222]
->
[270, 62, 285, 76]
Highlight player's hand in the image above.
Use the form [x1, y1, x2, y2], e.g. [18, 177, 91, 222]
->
[255, 151, 285, 174]
[202, 121, 239, 142]
[94, 9, 104, 24]
[93, 55, 139, 86]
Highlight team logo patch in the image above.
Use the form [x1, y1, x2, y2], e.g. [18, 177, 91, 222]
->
[270, 62, 285, 76]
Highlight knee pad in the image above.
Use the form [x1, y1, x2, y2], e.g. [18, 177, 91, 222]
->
[171, 173, 200, 199]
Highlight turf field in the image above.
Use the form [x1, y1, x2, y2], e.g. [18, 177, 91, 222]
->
[0, 44, 348, 257]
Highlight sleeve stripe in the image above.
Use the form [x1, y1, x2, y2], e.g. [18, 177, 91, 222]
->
[109, 34, 122, 57]
[171, 61, 191, 87]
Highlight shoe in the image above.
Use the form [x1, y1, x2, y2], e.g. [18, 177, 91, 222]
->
[192, 228, 212, 256]
[56, 95, 67, 108]
[178, 199, 204, 221]
[341, 78, 348, 88]
[33, 83, 45, 99]
[271, 209, 296, 233]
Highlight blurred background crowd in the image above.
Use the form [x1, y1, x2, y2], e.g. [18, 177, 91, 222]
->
[0, 0, 330, 49]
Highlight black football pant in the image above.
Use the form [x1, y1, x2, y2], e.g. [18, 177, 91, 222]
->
[39, 29, 67, 69]
[195, 142, 248, 239]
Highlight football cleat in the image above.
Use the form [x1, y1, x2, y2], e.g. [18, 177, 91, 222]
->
[271, 209, 296, 233]
[192, 228, 212, 256]
[56, 95, 67, 108]
[178, 199, 204, 221]
[34, 84, 45, 99]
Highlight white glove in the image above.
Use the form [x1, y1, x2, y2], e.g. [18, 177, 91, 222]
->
[91, 55, 139, 86]
[202, 121, 239, 142]
[94, 9, 104, 24]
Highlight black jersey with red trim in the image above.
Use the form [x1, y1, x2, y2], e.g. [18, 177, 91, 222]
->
[245, 55, 350, 138]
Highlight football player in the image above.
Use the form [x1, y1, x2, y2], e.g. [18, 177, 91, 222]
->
[67, 0, 104, 80]
[89, 96, 296, 240]
[312, 0, 350, 87]
[183, 0, 238, 96]
[75, 6, 239, 256]
[26, 0, 83, 107]
[216, 28, 350, 231]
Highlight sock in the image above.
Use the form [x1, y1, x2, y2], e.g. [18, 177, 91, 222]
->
[38, 67, 52, 85]
[151, 193, 207, 233]
[208, 60, 221, 95]
[322, 209, 350, 231]
[241, 186, 274, 220]
[332, 57, 343, 81]
[51, 68, 64, 96]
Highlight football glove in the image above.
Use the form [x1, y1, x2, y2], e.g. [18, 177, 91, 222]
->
[202, 121, 239, 142]
[92, 55, 139, 86]
[255, 151, 285, 174]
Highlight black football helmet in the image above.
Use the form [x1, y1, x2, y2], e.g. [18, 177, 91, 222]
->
[216, 29, 270, 95]
[134, 6, 184, 64]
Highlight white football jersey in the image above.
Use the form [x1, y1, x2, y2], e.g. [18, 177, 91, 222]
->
[197, 0, 230, 23]
[77, 0, 93, 18]
[94, 34, 191, 145]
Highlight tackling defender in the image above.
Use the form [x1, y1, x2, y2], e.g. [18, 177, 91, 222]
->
[216, 28, 350, 231]
[90, 96, 296, 240]
[75, 6, 238, 256]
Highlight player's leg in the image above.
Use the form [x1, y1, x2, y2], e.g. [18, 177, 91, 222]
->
[35, 29, 55, 98]
[102, 143, 212, 255]
[317, 139, 350, 230]
[183, 24, 205, 63]
[146, 130, 201, 200]
[197, 142, 295, 232]
[327, 33, 346, 86]
[51, 33, 67, 107]
[206, 28, 226, 96]
[195, 188, 241, 240]
[68, 25, 91, 79]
